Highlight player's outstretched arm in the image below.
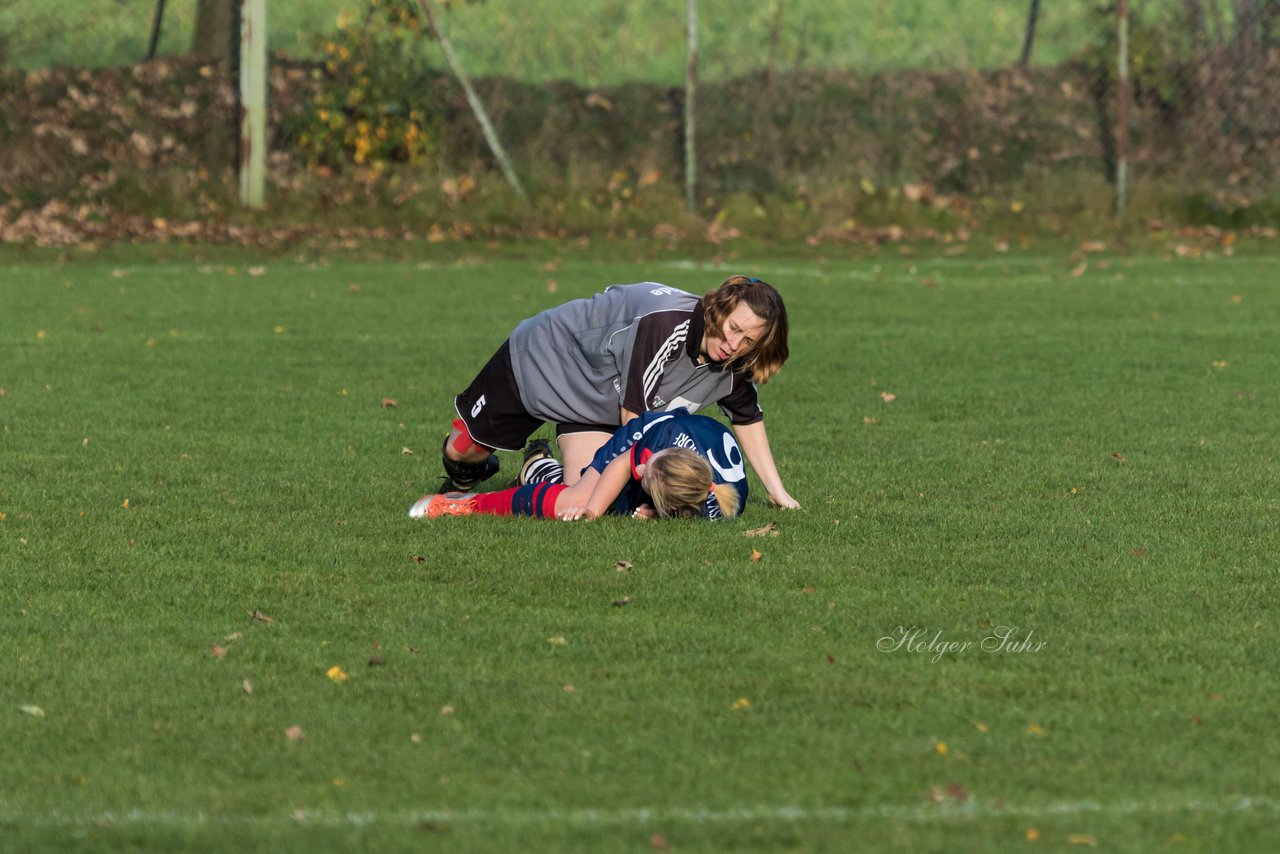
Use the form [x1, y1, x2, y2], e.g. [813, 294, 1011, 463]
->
[732, 420, 801, 509]
[558, 454, 632, 521]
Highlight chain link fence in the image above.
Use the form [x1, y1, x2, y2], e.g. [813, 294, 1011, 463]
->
[1, 1, 1277, 227]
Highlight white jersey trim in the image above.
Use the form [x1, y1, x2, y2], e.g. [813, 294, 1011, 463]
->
[640, 319, 690, 404]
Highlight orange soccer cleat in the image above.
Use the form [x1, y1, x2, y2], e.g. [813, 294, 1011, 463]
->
[407, 492, 479, 520]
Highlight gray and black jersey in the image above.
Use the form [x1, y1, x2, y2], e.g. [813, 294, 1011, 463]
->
[507, 282, 761, 428]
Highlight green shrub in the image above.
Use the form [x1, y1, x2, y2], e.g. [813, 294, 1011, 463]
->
[291, 0, 437, 170]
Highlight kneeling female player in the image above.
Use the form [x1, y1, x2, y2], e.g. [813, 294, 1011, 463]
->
[408, 409, 745, 522]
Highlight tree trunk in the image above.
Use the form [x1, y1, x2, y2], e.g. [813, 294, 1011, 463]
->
[192, 0, 235, 61]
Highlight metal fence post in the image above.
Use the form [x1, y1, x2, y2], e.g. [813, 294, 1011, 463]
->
[417, 0, 529, 206]
[1115, 0, 1130, 218]
[685, 0, 699, 213]
[239, 0, 266, 208]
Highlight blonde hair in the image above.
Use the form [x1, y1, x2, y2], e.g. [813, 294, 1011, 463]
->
[702, 275, 789, 384]
[643, 448, 741, 520]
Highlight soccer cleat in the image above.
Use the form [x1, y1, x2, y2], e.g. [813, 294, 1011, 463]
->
[408, 492, 479, 519]
[441, 438, 501, 492]
[519, 438, 563, 485]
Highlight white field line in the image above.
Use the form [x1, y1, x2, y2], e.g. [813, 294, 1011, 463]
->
[7, 796, 1278, 831]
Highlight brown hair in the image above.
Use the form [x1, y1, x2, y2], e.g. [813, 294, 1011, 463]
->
[643, 448, 742, 520]
[702, 274, 789, 384]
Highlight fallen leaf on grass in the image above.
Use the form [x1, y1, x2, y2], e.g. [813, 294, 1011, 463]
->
[248, 609, 273, 623]
[547, 636, 567, 646]
[1111, 452, 1127, 462]
[880, 392, 897, 403]
[946, 781, 969, 801]
[1133, 547, 1148, 557]
[20, 705, 45, 717]
[210, 643, 227, 659]
[410, 555, 428, 564]
[1210, 360, 1228, 368]
[1067, 834, 1098, 847]
[614, 560, 633, 572]
[1070, 261, 1089, 277]
[285, 725, 305, 741]
[731, 697, 751, 710]
[400, 447, 414, 455]
[368, 657, 386, 667]
[651, 832, 670, 850]
[242, 679, 253, 695]
[611, 597, 631, 607]
[750, 549, 763, 562]
[381, 398, 398, 408]
[1026, 827, 1040, 841]
[1026, 724, 1046, 735]
[326, 665, 348, 682]
[440, 705, 455, 716]
[743, 522, 779, 537]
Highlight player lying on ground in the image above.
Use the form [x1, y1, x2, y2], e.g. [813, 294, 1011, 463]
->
[436, 274, 799, 509]
[409, 410, 746, 522]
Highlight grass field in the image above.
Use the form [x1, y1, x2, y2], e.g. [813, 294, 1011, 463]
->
[3, 243, 1280, 851]
[0, 0, 1108, 82]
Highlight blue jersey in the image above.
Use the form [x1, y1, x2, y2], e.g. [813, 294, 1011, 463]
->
[587, 409, 748, 520]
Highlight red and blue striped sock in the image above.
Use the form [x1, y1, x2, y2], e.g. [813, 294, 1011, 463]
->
[474, 484, 567, 518]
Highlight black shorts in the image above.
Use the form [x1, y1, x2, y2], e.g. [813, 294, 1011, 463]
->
[454, 340, 543, 452]
[455, 341, 618, 452]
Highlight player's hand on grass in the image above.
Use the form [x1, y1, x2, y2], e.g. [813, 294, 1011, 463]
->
[767, 490, 801, 510]
[631, 504, 656, 520]
[558, 505, 599, 522]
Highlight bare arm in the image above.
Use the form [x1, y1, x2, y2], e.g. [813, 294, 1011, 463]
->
[558, 453, 634, 521]
[732, 420, 800, 509]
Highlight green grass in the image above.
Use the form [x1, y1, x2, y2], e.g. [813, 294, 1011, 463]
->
[1, 0, 1114, 82]
[3, 244, 1280, 851]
